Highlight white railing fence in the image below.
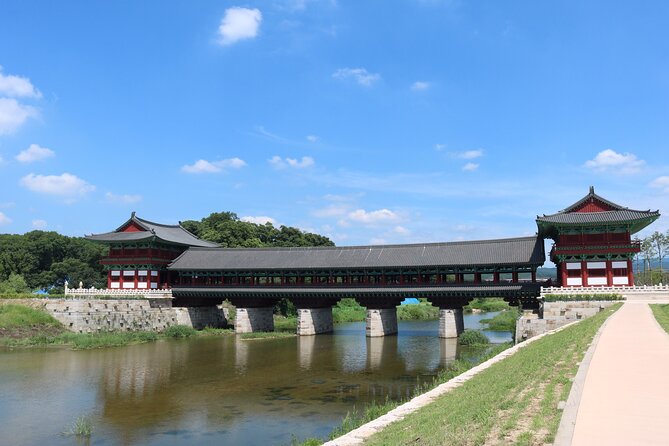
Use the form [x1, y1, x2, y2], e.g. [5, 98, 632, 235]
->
[541, 285, 669, 295]
[64, 284, 172, 299]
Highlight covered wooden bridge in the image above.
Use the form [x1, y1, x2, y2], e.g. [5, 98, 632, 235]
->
[168, 236, 545, 337]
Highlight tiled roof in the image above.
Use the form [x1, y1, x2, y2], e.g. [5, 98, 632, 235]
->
[171, 283, 542, 299]
[536, 209, 660, 225]
[86, 213, 218, 248]
[168, 236, 544, 270]
[560, 186, 625, 213]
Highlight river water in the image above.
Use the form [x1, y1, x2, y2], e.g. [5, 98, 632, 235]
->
[0, 313, 510, 446]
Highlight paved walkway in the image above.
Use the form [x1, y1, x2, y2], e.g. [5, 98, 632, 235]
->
[570, 302, 669, 445]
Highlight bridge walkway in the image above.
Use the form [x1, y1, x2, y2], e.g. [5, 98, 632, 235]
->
[565, 301, 669, 445]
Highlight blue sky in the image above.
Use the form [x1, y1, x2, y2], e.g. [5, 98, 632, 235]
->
[0, 0, 667, 258]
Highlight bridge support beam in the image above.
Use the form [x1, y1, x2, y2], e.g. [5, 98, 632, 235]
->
[235, 307, 274, 334]
[296, 307, 333, 336]
[366, 308, 398, 337]
[439, 308, 465, 338]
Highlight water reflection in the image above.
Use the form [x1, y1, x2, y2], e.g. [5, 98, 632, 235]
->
[0, 316, 511, 446]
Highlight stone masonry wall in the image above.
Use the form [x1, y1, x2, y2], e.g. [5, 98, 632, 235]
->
[0, 299, 227, 333]
[515, 301, 618, 342]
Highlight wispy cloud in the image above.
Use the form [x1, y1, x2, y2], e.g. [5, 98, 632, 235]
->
[0, 98, 39, 135]
[217, 7, 262, 46]
[105, 192, 142, 204]
[16, 144, 54, 163]
[410, 81, 430, 91]
[20, 173, 95, 199]
[462, 162, 479, 172]
[584, 149, 645, 174]
[32, 219, 47, 229]
[452, 149, 484, 159]
[181, 158, 247, 174]
[347, 208, 399, 224]
[434, 143, 446, 151]
[241, 215, 276, 225]
[268, 155, 315, 169]
[332, 67, 380, 87]
[0, 211, 11, 225]
[0, 66, 41, 98]
[306, 135, 319, 143]
[650, 176, 669, 194]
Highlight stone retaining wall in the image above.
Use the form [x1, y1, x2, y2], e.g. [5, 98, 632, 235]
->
[516, 301, 617, 342]
[0, 299, 228, 333]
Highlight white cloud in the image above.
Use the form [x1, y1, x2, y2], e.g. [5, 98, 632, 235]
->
[453, 149, 484, 159]
[306, 135, 319, 143]
[0, 66, 41, 98]
[410, 81, 430, 91]
[0, 98, 39, 135]
[462, 162, 479, 172]
[369, 237, 388, 245]
[393, 225, 410, 235]
[0, 155, 3, 164]
[332, 67, 380, 87]
[313, 204, 349, 218]
[0, 211, 11, 225]
[181, 157, 247, 174]
[434, 143, 446, 151]
[16, 144, 55, 163]
[105, 192, 142, 204]
[650, 176, 669, 194]
[268, 155, 314, 169]
[20, 173, 95, 198]
[348, 208, 399, 224]
[218, 7, 262, 46]
[241, 215, 276, 225]
[584, 149, 645, 174]
[32, 219, 47, 229]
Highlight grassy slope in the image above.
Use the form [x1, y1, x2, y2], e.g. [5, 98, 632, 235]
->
[364, 304, 622, 446]
[650, 304, 669, 333]
[0, 304, 233, 349]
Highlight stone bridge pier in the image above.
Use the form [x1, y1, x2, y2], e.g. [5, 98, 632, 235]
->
[229, 298, 279, 334]
[290, 298, 339, 336]
[356, 297, 403, 337]
[428, 297, 471, 338]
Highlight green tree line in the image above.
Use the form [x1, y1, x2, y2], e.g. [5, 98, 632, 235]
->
[0, 211, 334, 294]
[634, 230, 669, 285]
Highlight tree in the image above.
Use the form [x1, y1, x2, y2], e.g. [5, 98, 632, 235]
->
[648, 231, 668, 273]
[0, 273, 30, 294]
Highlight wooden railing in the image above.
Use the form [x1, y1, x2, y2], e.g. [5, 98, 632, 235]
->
[541, 285, 669, 295]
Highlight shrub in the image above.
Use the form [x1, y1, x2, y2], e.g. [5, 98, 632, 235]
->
[542, 293, 623, 302]
[459, 329, 489, 345]
[164, 325, 197, 338]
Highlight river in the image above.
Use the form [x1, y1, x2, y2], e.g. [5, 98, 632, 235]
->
[0, 312, 511, 446]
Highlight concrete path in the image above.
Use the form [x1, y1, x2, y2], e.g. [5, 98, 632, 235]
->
[570, 303, 669, 446]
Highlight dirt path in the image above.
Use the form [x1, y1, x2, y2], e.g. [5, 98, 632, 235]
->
[570, 303, 669, 445]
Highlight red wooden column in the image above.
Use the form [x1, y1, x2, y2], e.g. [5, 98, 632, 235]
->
[627, 259, 635, 286]
[531, 269, 537, 283]
[560, 263, 568, 287]
[581, 260, 589, 287]
[494, 272, 500, 283]
[107, 271, 112, 289]
[512, 271, 518, 283]
[606, 260, 613, 286]
[134, 270, 138, 289]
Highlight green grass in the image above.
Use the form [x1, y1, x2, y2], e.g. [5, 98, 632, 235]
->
[63, 415, 93, 438]
[0, 304, 62, 329]
[480, 309, 520, 332]
[464, 298, 510, 313]
[311, 344, 512, 445]
[274, 315, 298, 332]
[542, 293, 623, 302]
[0, 305, 234, 349]
[397, 302, 439, 320]
[239, 331, 295, 340]
[362, 303, 622, 446]
[650, 304, 669, 333]
[332, 298, 367, 323]
[458, 329, 489, 345]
